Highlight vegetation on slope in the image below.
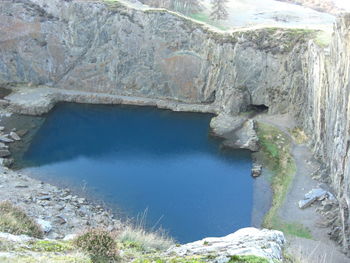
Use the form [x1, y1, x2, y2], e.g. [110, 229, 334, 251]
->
[0, 227, 270, 263]
[256, 122, 312, 239]
[74, 229, 120, 263]
[0, 201, 43, 238]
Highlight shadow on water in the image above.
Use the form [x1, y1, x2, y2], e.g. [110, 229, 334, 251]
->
[16, 103, 254, 243]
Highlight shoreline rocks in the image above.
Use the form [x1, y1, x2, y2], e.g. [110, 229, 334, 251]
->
[0, 167, 123, 239]
[210, 114, 260, 152]
[251, 164, 263, 177]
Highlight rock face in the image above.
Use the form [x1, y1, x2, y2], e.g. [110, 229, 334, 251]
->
[168, 227, 285, 263]
[0, 0, 350, 253]
[294, 14, 350, 251]
[0, 0, 313, 115]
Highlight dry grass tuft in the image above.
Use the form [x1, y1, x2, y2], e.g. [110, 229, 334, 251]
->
[0, 201, 43, 238]
[290, 127, 308, 144]
[118, 225, 174, 251]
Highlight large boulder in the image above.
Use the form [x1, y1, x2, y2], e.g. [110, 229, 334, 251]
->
[168, 228, 285, 263]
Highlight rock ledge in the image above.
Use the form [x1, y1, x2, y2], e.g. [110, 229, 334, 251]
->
[168, 227, 285, 263]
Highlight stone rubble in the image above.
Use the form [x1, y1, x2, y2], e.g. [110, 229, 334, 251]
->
[298, 188, 336, 209]
[0, 166, 123, 239]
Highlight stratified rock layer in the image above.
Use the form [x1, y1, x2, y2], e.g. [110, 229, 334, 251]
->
[296, 14, 350, 251]
[0, 0, 313, 115]
[0, 0, 349, 253]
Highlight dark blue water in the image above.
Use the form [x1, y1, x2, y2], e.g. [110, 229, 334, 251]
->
[21, 103, 253, 243]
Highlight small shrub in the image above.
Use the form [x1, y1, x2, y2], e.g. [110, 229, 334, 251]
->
[0, 201, 43, 238]
[74, 229, 119, 263]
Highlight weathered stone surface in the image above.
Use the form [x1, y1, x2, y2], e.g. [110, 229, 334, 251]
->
[36, 219, 52, 233]
[299, 188, 335, 209]
[0, 0, 349, 252]
[9, 132, 20, 141]
[0, 136, 13, 143]
[210, 114, 246, 136]
[292, 15, 350, 250]
[168, 228, 285, 263]
[236, 119, 260, 151]
[251, 164, 262, 177]
[0, 0, 314, 115]
[0, 149, 10, 157]
[0, 232, 33, 243]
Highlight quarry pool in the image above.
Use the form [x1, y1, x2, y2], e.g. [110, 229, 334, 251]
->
[19, 103, 253, 243]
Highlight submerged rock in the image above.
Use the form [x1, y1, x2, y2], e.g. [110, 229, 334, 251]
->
[168, 228, 285, 263]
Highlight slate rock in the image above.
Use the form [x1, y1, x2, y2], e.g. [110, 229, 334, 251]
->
[9, 131, 20, 141]
[0, 149, 10, 157]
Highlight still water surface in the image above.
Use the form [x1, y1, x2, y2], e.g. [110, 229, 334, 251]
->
[21, 103, 253, 243]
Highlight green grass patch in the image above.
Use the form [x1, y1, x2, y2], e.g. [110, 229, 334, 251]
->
[314, 30, 332, 48]
[28, 240, 74, 252]
[0, 201, 43, 238]
[189, 13, 228, 31]
[133, 256, 208, 263]
[0, 254, 91, 263]
[256, 122, 312, 239]
[229, 255, 269, 263]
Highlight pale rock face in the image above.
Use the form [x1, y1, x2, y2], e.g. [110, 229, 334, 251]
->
[0, 232, 34, 243]
[294, 15, 350, 251]
[0, 0, 309, 115]
[168, 227, 285, 263]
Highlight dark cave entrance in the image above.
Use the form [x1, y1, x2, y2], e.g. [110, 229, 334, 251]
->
[246, 104, 269, 113]
[0, 87, 12, 99]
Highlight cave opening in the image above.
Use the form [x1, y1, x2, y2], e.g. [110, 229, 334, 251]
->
[246, 104, 269, 113]
[0, 87, 12, 99]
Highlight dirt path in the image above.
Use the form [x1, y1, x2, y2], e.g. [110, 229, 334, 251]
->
[254, 113, 350, 263]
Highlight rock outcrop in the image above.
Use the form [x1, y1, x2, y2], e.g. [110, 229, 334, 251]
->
[168, 228, 285, 263]
[0, 0, 314, 115]
[0, 0, 350, 254]
[291, 14, 350, 251]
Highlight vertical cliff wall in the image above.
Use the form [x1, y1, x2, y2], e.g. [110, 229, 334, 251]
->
[0, 0, 313, 114]
[0, 0, 350, 253]
[294, 14, 350, 251]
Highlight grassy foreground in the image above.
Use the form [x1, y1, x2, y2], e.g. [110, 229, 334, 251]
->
[0, 233, 269, 263]
[0, 202, 269, 263]
[256, 122, 312, 239]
